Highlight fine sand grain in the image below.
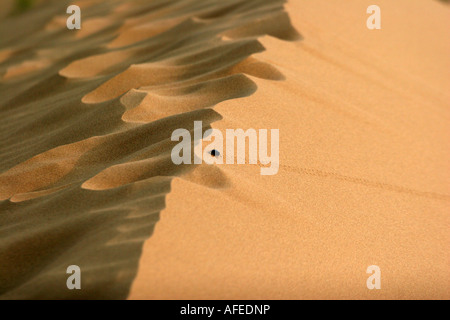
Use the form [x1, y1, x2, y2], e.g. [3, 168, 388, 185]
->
[0, 0, 449, 299]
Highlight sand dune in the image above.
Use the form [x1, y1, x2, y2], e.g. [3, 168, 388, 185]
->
[0, 0, 449, 299]
[0, 0, 298, 299]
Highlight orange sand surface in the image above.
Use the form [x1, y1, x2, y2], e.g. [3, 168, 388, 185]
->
[0, 0, 448, 299]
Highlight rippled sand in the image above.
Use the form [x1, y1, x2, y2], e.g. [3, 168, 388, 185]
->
[0, 0, 449, 299]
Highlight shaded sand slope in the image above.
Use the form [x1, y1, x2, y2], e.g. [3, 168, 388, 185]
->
[0, 0, 299, 298]
[129, 0, 450, 299]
